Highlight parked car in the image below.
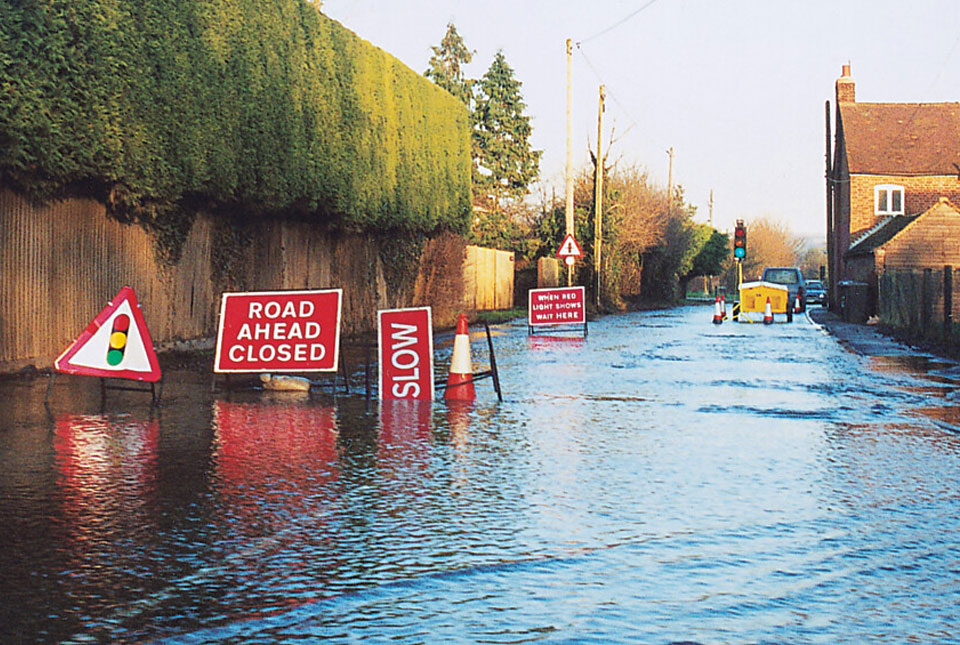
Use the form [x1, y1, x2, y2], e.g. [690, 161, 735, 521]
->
[761, 266, 806, 312]
[804, 279, 826, 305]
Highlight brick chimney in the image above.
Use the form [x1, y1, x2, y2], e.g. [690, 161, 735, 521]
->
[836, 63, 855, 103]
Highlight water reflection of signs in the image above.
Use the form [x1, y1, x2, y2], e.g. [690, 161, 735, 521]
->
[54, 414, 160, 541]
[213, 401, 339, 530]
[527, 335, 586, 351]
[378, 400, 433, 478]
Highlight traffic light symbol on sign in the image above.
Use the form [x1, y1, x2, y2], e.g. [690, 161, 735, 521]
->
[107, 314, 131, 366]
[734, 223, 747, 259]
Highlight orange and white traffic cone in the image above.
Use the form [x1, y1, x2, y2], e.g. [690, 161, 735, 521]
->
[794, 294, 802, 313]
[720, 294, 727, 320]
[712, 296, 723, 325]
[444, 313, 475, 401]
[763, 297, 774, 325]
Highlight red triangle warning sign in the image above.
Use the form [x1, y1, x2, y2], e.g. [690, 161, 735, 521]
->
[556, 233, 583, 258]
[54, 286, 162, 382]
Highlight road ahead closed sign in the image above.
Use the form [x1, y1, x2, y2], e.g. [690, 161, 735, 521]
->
[214, 289, 342, 373]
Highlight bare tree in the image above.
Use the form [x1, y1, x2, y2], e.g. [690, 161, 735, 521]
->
[799, 244, 827, 280]
[731, 216, 805, 284]
[607, 163, 670, 252]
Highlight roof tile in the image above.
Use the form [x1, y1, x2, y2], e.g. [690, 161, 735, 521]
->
[840, 103, 960, 175]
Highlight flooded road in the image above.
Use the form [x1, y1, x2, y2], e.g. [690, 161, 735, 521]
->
[4, 305, 960, 642]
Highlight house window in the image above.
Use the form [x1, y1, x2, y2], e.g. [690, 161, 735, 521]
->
[875, 184, 904, 216]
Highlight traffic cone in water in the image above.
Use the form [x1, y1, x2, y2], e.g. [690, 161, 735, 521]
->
[445, 314, 476, 401]
[712, 296, 723, 324]
[763, 297, 774, 325]
[720, 294, 727, 320]
[794, 294, 802, 313]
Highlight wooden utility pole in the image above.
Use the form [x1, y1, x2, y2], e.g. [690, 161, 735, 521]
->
[565, 38, 574, 286]
[709, 189, 714, 228]
[825, 99, 835, 311]
[704, 189, 714, 295]
[594, 85, 605, 308]
[667, 147, 675, 212]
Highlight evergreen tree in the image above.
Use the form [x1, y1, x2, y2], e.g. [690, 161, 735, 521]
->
[424, 23, 474, 106]
[678, 227, 729, 296]
[472, 51, 541, 211]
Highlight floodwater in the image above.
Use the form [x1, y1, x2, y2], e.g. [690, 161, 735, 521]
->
[4, 305, 960, 643]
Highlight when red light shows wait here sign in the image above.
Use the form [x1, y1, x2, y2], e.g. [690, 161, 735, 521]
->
[528, 286, 586, 326]
[214, 289, 342, 373]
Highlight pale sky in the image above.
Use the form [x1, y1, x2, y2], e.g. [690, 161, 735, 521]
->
[322, 0, 960, 240]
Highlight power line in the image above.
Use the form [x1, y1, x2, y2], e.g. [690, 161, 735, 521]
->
[876, 30, 960, 158]
[576, 0, 662, 45]
[575, 44, 640, 142]
[572, 1, 665, 145]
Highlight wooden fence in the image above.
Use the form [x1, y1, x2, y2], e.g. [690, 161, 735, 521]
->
[0, 189, 512, 371]
[462, 245, 514, 311]
[878, 267, 960, 343]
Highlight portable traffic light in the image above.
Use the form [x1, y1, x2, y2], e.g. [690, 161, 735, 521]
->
[733, 220, 746, 259]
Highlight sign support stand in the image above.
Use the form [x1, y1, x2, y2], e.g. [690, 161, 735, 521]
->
[44, 372, 163, 408]
[100, 377, 162, 404]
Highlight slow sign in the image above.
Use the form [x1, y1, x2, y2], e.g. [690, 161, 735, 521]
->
[377, 307, 434, 400]
[214, 289, 342, 373]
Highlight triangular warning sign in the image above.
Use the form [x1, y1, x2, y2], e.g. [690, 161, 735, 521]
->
[556, 233, 583, 258]
[55, 286, 162, 382]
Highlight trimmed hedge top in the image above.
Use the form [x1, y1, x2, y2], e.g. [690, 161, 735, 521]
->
[0, 0, 472, 232]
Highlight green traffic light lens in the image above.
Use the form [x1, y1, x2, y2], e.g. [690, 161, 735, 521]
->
[107, 348, 125, 366]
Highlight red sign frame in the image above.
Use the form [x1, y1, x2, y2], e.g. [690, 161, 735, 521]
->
[214, 289, 342, 373]
[528, 286, 587, 327]
[378, 307, 434, 400]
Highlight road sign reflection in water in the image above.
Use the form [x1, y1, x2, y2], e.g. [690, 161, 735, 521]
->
[9, 307, 960, 642]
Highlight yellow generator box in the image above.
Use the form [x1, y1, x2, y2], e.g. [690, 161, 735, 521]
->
[739, 281, 789, 313]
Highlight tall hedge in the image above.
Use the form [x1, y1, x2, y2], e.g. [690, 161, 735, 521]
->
[0, 0, 472, 232]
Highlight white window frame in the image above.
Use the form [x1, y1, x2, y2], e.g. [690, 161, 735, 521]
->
[874, 184, 904, 216]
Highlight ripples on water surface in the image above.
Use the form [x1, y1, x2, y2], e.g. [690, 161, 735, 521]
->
[3, 306, 960, 642]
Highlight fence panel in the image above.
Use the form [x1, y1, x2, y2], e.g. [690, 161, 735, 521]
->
[494, 250, 514, 309]
[879, 266, 960, 346]
[463, 245, 514, 312]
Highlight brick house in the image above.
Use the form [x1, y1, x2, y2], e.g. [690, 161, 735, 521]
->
[827, 64, 960, 312]
[845, 197, 960, 286]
